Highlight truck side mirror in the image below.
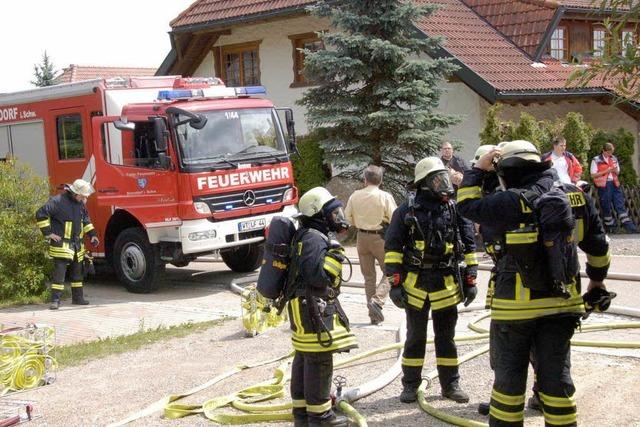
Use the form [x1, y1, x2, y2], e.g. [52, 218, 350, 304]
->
[284, 109, 296, 148]
[114, 120, 135, 132]
[151, 117, 168, 152]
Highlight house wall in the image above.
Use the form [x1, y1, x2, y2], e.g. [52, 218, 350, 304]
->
[190, 15, 488, 162]
[496, 101, 640, 172]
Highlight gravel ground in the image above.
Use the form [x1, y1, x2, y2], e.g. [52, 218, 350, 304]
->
[607, 233, 640, 256]
[14, 308, 640, 427]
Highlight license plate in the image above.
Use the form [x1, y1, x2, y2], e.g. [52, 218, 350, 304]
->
[238, 218, 266, 232]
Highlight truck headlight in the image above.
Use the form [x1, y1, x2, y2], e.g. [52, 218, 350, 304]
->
[194, 202, 211, 214]
[188, 230, 217, 241]
[283, 187, 296, 202]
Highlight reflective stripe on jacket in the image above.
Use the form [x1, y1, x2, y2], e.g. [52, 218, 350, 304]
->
[35, 192, 96, 260]
[457, 168, 610, 321]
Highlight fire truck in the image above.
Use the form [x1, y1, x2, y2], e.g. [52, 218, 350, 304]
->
[0, 76, 299, 293]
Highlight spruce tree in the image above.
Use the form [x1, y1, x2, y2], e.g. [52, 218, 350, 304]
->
[298, 0, 459, 197]
[32, 51, 57, 87]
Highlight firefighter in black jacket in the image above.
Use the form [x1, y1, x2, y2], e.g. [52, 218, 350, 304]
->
[36, 179, 99, 310]
[384, 157, 478, 404]
[457, 140, 611, 427]
[287, 187, 357, 427]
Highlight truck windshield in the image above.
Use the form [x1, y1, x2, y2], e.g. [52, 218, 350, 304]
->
[174, 108, 287, 166]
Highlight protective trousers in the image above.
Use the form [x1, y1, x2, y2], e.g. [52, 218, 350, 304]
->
[51, 255, 84, 300]
[356, 231, 389, 307]
[489, 316, 577, 426]
[290, 350, 334, 425]
[401, 304, 459, 391]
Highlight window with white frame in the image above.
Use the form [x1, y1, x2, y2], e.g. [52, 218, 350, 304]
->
[622, 30, 636, 52]
[593, 28, 606, 57]
[549, 27, 568, 60]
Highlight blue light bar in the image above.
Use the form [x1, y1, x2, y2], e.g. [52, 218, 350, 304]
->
[157, 89, 204, 100]
[225, 204, 234, 210]
[235, 86, 267, 96]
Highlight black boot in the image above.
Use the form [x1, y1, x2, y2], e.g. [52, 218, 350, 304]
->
[400, 385, 418, 403]
[308, 413, 348, 427]
[72, 287, 90, 305]
[442, 381, 469, 403]
[527, 393, 542, 412]
[293, 414, 309, 427]
[49, 290, 62, 310]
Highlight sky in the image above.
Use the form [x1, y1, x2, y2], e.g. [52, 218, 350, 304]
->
[0, 0, 196, 93]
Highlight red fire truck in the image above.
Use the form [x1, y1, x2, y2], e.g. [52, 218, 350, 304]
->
[0, 76, 299, 293]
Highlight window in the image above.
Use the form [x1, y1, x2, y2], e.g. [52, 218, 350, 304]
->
[56, 114, 84, 160]
[289, 33, 325, 86]
[220, 42, 260, 87]
[549, 27, 568, 61]
[103, 120, 169, 170]
[622, 30, 636, 52]
[593, 28, 606, 57]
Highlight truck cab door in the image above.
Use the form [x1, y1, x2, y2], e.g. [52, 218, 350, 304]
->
[91, 115, 180, 224]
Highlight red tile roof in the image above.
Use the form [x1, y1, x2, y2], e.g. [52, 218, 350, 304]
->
[415, 0, 611, 93]
[557, 0, 629, 9]
[167, 0, 623, 97]
[462, 0, 556, 57]
[170, 0, 314, 28]
[54, 65, 157, 84]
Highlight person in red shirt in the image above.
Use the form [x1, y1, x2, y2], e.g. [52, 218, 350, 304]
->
[590, 142, 639, 233]
[541, 136, 583, 184]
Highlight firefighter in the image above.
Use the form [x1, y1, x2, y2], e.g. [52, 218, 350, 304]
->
[384, 157, 478, 404]
[36, 179, 99, 310]
[287, 187, 358, 427]
[457, 140, 611, 426]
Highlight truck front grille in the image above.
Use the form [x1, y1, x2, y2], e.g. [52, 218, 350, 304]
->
[196, 184, 291, 214]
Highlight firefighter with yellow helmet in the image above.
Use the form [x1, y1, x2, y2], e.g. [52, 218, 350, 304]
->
[36, 179, 99, 309]
[288, 186, 357, 427]
[458, 140, 611, 426]
[384, 156, 478, 404]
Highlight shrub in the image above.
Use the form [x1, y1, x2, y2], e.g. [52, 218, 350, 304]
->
[0, 161, 52, 301]
[291, 131, 329, 195]
[479, 104, 502, 146]
[561, 112, 593, 175]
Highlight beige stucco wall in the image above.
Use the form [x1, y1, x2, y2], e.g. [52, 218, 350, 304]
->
[190, 16, 638, 171]
[191, 15, 487, 161]
[496, 101, 640, 172]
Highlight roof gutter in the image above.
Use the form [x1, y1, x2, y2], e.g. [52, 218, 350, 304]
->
[534, 6, 565, 61]
[496, 87, 611, 100]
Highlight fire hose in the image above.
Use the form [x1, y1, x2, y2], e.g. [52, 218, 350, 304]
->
[0, 325, 56, 396]
[109, 290, 640, 426]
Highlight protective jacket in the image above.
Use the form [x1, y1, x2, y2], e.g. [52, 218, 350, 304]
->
[591, 153, 620, 188]
[384, 194, 477, 311]
[287, 220, 357, 354]
[457, 168, 611, 322]
[36, 192, 97, 260]
[541, 150, 583, 184]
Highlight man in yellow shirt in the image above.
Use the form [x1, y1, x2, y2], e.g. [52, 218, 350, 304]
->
[345, 165, 397, 324]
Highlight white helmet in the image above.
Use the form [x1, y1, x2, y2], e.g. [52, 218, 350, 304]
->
[298, 187, 336, 217]
[66, 179, 94, 197]
[414, 157, 447, 184]
[497, 140, 541, 169]
[471, 144, 496, 166]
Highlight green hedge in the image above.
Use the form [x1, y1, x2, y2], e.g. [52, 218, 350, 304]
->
[478, 105, 638, 183]
[291, 131, 329, 195]
[0, 161, 51, 301]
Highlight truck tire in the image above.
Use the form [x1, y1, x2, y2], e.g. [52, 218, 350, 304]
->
[113, 227, 164, 293]
[221, 243, 264, 273]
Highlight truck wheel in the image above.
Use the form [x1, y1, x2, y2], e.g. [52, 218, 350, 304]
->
[113, 228, 164, 293]
[221, 243, 264, 273]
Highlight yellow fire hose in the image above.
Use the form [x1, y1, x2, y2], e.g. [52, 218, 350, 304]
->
[0, 325, 56, 396]
[109, 302, 640, 426]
